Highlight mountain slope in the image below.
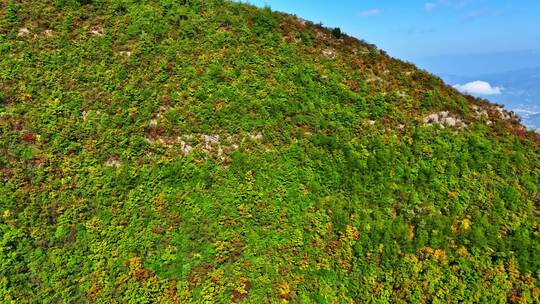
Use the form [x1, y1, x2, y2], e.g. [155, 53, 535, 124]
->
[0, 1, 538, 303]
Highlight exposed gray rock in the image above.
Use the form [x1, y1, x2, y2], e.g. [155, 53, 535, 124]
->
[89, 26, 104, 37]
[146, 132, 266, 161]
[316, 31, 326, 40]
[179, 140, 193, 155]
[105, 157, 121, 168]
[442, 117, 457, 127]
[424, 111, 465, 128]
[423, 113, 439, 124]
[202, 134, 220, 145]
[17, 28, 30, 37]
[494, 106, 512, 120]
[322, 49, 335, 58]
[249, 132, 263, 140]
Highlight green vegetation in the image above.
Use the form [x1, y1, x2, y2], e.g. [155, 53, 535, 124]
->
[331, 27, 342, 39]
[1, 0, 539, 303]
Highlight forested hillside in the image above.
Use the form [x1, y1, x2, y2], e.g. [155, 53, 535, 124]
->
[0, 0, 538, 303]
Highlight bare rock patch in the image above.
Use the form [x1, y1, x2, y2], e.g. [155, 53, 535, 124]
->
[105, 156, 121, 168]
[89, 26, 104, 37]
[17, 27, 30, 37]
[322, 49, 335, 58]
[145, 131, 266, 162]
[424, 111, 466, 128]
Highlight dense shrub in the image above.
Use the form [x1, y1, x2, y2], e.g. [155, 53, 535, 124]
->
[331, 27, 342, 38]
[5, 2, 18, 25]
[0, 1, 537, 303]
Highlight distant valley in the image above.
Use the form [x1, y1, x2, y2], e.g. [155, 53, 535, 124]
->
[440, 67, 540, 132]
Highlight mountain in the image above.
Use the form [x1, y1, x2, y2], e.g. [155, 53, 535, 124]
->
[1, 1, 538, 303]
[442, 68, 540, 132]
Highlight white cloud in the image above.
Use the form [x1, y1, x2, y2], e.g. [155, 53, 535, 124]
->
[424, 2, 436, 11]
[425, 0, 472, 11]
[462, 9, 500, 21]
[453, 81, 502, 95]
[359, 9, 381, 17]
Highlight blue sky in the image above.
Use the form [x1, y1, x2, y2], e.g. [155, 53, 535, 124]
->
[242, 0, 540, 74]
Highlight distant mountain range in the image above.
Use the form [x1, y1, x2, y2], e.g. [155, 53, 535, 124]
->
[414, 49, 540, 76]
[440, 67, 540, 132]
